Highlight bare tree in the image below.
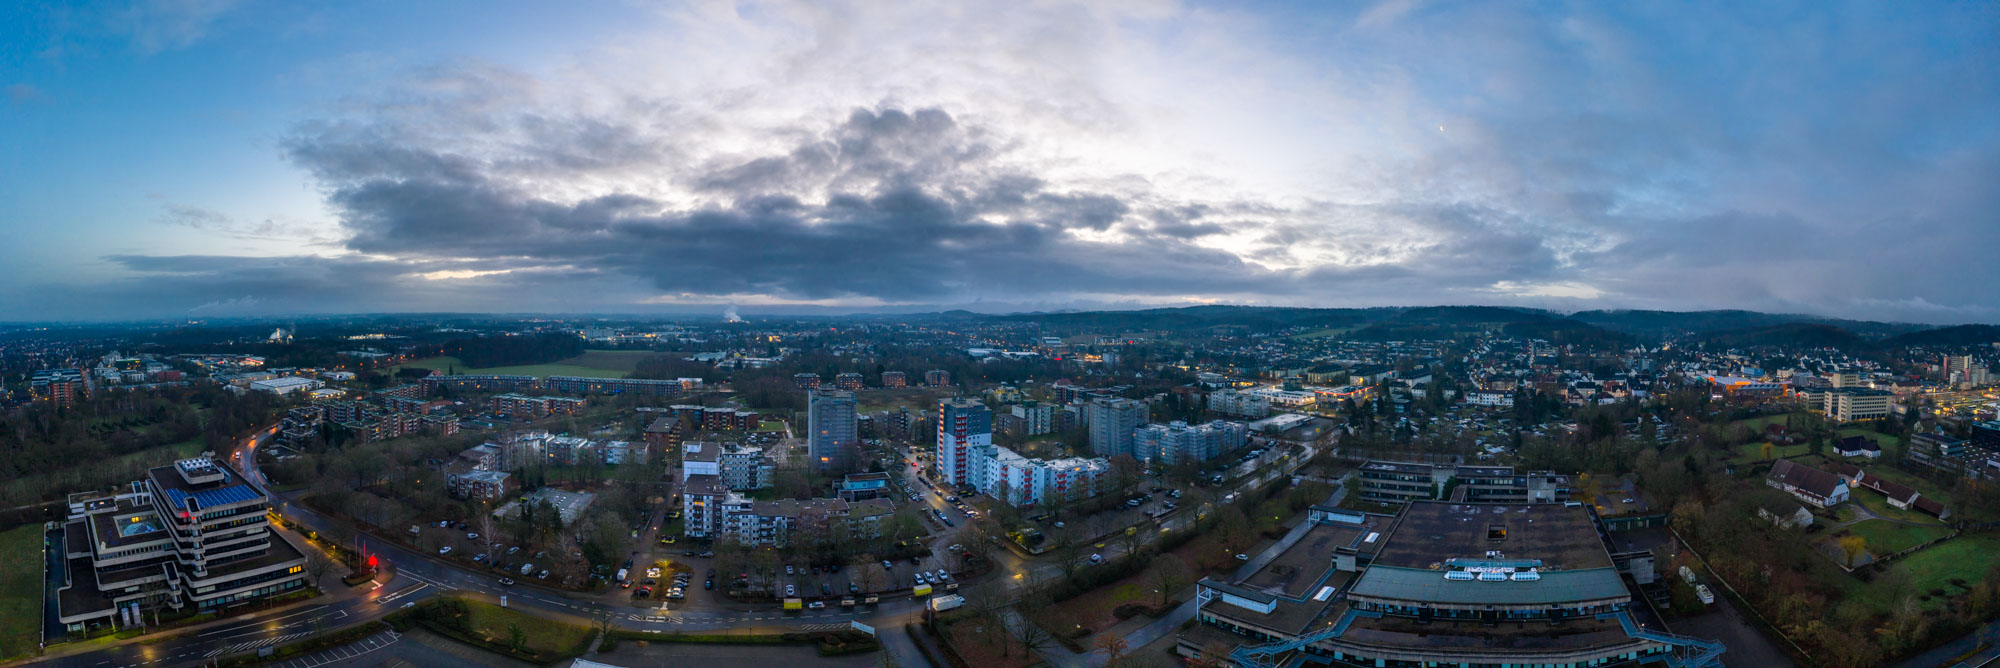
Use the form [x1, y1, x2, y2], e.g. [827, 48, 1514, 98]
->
[1150, 554, 1190, 607]
[1114, 522, 1151, 560]
[1094, 634, 1130, 666]
[1009, 605, 1059, 657]
[1052, 527, 1091, 580]
[852, 555, 884, 593]
[589, 606, 617, 641]
[303, 549, 338, 590]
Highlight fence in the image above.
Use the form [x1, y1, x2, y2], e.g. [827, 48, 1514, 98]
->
[1668, 526, 1817, 666]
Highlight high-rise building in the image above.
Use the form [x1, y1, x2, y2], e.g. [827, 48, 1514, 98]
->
[807, 389, 859, 472]
[1010, 401, 1055, 436]
[881, 371, 909, 388]
[924, 369, 951, 387]
[55, 458, 308, 633]
[1088, 397, 1147, 459]
[937, 398, 993, 489]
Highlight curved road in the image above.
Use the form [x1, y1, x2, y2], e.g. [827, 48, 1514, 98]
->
[35, 427, 1321, 668]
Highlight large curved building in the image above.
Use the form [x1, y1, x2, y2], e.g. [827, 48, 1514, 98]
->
[1182, 501, 1723, 668]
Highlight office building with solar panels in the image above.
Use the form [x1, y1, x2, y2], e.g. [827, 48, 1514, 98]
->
[1182, 501, 1725, 668]
[53, 457, 307, 632]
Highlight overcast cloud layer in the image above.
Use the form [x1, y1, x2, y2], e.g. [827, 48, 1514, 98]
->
[3, 1, 1998, 323]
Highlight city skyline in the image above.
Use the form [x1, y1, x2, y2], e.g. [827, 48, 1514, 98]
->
[3, 1, 1997, 324]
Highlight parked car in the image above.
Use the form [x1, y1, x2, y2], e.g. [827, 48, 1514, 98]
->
[439, 546, 452, 555]
[1089, 553, 1103, 564]
[498, 577, 516, 586]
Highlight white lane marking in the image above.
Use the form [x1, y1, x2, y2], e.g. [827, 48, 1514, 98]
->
[199, 605, 329, 636]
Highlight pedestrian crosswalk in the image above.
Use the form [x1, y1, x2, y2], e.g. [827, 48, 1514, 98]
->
[203, 630, 317, 657]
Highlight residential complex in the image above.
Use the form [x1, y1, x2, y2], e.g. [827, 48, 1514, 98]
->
[980, 448, 1109, 508]
[1133, 420, 1248, 465]
[1206, 388, 1272, 418]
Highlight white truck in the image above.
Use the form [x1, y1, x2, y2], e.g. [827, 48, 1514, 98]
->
[1679, 566, 1697, 585]
[1695, 584, 1716, 605]
[615, 568, 629, 585]
[520, 563, 536, 576]
[927, 594, 965, 613]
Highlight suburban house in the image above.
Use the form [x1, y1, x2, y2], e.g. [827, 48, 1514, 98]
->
[1834, 435, 1882, 459]
[1755, 500, 1814, 529]
[1766, 459, 1850, 508]
[1826, 461, 1951, 520]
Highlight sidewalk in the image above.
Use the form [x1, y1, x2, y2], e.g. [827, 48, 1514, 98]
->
[1021, 481, 1345, 668]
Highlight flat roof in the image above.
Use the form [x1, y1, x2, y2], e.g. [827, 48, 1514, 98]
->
[1348, 565, 1628, 606]
[1241, 522, 1368, 599]
[1371, 502, 1611, 570]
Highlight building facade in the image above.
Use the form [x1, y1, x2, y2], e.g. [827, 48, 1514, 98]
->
[937, 398, 994, 489]
[807, 389, 860, 472]
[1087, 397, 1147, 459]
[55, 458, 308, 633]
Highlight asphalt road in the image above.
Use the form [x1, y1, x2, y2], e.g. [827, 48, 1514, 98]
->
[36, 429, 1321, 668]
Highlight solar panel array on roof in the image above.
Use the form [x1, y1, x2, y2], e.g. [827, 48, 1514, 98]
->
[165, 485, 260, 512]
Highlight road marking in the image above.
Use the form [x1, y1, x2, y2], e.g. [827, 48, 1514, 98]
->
[199, 605, 329, 636]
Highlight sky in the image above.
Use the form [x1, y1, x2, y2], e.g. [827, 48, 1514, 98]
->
[1, 0, 1997, 324]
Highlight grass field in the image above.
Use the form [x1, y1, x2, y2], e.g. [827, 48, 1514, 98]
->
[1837, 429, 1897, 450]
[1853, 491, 1948, 526]
[1730, 412, 1802, 433]
[1842, 519, 1951, 556]
[0, 525, 43, 660]
[1727, 442, 1810, 465]
[756, 420, 789, 432]
[463, 599, 592, 654]
[389, 350, 652, 379]
[1839, 533, 1998, 611]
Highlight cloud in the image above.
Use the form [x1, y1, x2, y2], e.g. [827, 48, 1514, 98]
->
[5, 84, 43, 104]
[25, 0, 2000, 323]
[105, 0, 243, 54]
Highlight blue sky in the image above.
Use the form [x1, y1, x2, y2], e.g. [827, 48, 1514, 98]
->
[2, 1, 1996, 322]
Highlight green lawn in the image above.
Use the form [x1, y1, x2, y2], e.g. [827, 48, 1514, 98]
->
[1730, 412, 1803, 433]
[1728, 442, 1810, 465]
[0, 525, 43, 660]
[463, 599, 592, 654]
[389, 355, 629, 379]
[1839, 533, 1998, 611]
[1853, 491, 1947, 526]
[1841, 519, 1951, 556]
[755, 420, 789, 432]
[1837, 429, 1897, 450]
[1854, 464, 1949, 501]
